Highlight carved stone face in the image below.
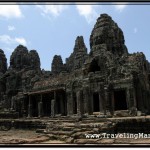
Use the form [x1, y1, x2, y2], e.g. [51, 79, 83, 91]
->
[90, 14, 127, 57]
[16, 54, 21, 67]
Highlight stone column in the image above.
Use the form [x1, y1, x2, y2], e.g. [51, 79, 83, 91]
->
[51, 91, 56, 117]
[83, 88, 89, 115]
[99, 92, 104, 114]
[110, 91, 114, 116]
[11, 96, 15, 111]
[133, 88, 137, 108]
[67, 92, 73, 116]
[126, 88, 130, 109]
[21, 96, 26, 118]
[130, 87, 137, 108]
[60, 93, 65, 116]
[89, 90, 93, 115]
[28, 95, 32, 118]
[77, 90, 83, 117]
[104, 87, 109, 115]
[38, 94, 43, 117]
[51, 99, 55, 117]
[137, 87, 144, 111]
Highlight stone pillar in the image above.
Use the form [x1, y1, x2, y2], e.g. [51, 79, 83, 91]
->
[67, 92, 73, 116]
[21, 95, 26, 118]
[51, 99, 55, 117]
[60, 93, 65, 116]
[38, 94, 43, 117]
[11, 96, 15, 111]
[77, 90, 83, 117]
[133, 88, 137, 108]
[126, 88, 130, 109]
[89, 90, 93, 114]
[99, 92, 104, 114]
[104, 87, 109, 115]
[137, 87, 144, 112]
[130, 87, 137, 108]
[28, 95, 32, 118]
[110, 91, 114, 116]
[83, 88, 89, 115]
[51, 91, 56, 117]
[142, 91, 146, 112]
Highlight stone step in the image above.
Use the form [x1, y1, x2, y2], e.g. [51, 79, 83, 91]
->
[82, 119, 112, 124]
[45, 126, 101, 133]
[46, 122, 76, 127]
[36, 129, 45, 133]
[44, 130, 74, 136]
[62, 126, 74, 131]
[46, 122, 105, 128]
[45, 126, 75, 132]
[45, 120, 76, 123]
[79, 123, 104, 128]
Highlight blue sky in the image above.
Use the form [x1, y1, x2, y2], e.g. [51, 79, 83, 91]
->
[0, 3, 150, 70]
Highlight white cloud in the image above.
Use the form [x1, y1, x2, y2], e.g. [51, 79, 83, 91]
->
[0, 35, 27, 46]
[36, 5, 68, 17]
[114, 3, 128, 12]
[76, 5, 98, 24]
[8, 25, 15, 31]
[0, 5, 22, 18]
[15, 37, 27, 45]
[134, 27, 138, 34]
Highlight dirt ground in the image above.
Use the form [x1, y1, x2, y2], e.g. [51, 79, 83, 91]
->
[0, 129, 51, 144]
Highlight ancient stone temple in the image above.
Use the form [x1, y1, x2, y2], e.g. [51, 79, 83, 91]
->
[0, 13, 150, 118]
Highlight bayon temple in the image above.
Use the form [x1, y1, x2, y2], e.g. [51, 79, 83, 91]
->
[0, 13, 150, 119]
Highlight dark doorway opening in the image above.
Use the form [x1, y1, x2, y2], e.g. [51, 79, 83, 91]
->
[56, 96, 61, 115]
[89, 59, 100, 73]
[43, 94, 51, 116]
[24, 96, 29, 117]
[73, 92, 77, 114]
[114, 90, 127, 110]
[59, 91, 66, 116]
[93, 92, 100, 112]
[55, 91, 67, 116]
[32, 95, 38, 117]
[63, 92, 67, 116]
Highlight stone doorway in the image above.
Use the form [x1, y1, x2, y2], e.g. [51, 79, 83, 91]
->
[24, 96, 29, 117]
[42, 94, 51, 117]
[55, 90, 66, 116]
[93, 92, 100, 112]
[114, 90, 127, 110]
[55, 97, 61, 115]
[32, 95, 38, 117]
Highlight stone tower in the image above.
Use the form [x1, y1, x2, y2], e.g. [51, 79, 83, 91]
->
[90, 14, 128, 57]
[29, 50, 41, 71]
[0, 50, 7, 102]
[51, 55, 64, 75]
[0, 49, 7, 74]
[10, 45, 29, 70]
[66, 36, 87, 72]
